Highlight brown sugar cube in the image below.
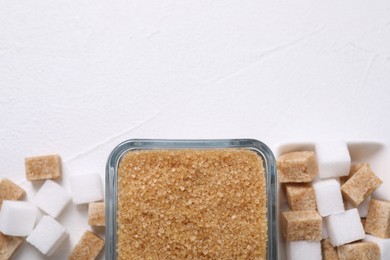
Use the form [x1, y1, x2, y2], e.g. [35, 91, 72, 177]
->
[365, 199, 390, 238]
[341, 164, 382, 206]
[340, 163, 367, 185]
[282, 210, 322, 241]
[337, 241, 380, 260]
[88, 202, 105, 227]
[321, 239, 339, 260]
[284, 183, 316, 211]
[25, 155, 62, 181]
[69, 231, 104, 260]
[0, 179, 25, 206]
[277, 151, 318, 183]
[0, 232, 24, 260]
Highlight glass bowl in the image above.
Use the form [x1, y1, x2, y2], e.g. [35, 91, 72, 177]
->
[106, 139, 278, 259]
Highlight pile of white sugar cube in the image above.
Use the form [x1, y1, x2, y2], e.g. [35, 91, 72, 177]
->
[278, 142, 390, 260]
[0, 155, 105, 259]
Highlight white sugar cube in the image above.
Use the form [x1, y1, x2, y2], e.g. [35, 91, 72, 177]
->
[325, 208, 365, 246]
[347, 195, 370, 218]
[364, 234, 390, 260]
[34, 180, 71, 218]
[313, 179, 344, 217]
[322, 221, 329, 239]
[312, 175, 340, 184]
[315, 142, 351, 178]
[26, 215, 67, 256]
[0, 200, 38, 236]
[286, 241, 321, 260]
[70, 173, 103, 204]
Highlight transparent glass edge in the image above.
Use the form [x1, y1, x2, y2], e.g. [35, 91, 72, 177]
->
[105, 139, 278, 260]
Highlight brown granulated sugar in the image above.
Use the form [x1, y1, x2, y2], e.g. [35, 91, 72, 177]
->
[117, 149, 267, 260]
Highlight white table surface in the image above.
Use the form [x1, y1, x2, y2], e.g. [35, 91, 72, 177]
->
[1, 1, 390, 259]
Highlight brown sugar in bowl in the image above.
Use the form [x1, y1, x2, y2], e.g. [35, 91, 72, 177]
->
[106, 139, 277, 260]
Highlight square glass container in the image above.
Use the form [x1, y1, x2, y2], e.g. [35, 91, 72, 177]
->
[106, 139, 278, 260]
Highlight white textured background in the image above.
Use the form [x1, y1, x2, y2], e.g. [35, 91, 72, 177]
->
[1, 1, 390, 259]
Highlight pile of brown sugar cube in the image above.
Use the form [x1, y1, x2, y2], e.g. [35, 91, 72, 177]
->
[0, 155, 105, 259]
[278, 142, 390, 260]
